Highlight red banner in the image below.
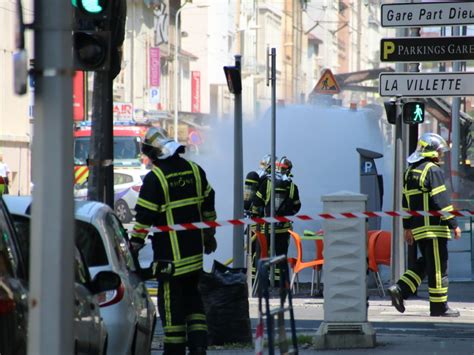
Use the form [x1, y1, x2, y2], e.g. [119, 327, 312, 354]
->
[149, 47, 160, 87]
[73, 71, 85, 121]
[191, 71, 200, 113]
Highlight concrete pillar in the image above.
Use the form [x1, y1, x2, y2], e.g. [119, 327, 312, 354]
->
[314, 191, 376, 349]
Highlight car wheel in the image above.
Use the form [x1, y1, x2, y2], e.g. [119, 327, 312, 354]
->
[115, 199, 132, 223]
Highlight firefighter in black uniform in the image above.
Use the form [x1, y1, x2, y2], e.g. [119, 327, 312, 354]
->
[388, 132, 461, 317]
[251, 156, 301, 283]
[130, 127, 217, 355]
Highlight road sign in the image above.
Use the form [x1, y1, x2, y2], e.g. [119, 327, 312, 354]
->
[379, 72, 474, 97]
[381, 36, 474, 63]
[314, 69, 340, 94]
[381, 2, 474, 27]
[149, 86, 160, 104]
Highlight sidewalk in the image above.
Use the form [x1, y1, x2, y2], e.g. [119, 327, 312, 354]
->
[151, 281, 474, 354]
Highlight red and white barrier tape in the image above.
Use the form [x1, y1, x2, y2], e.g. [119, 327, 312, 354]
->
[148, 209, 472, 233]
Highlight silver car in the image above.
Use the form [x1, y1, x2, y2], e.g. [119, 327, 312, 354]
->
[4, 196, 120, 355]
[4, 196, 157, 355]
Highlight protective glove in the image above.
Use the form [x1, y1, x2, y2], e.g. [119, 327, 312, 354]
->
[129, 237, 145, 254]
[203, 227, 217, 254]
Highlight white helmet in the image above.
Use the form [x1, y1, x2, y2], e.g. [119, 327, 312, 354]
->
[142, 127, 184, 160]
[407, 132, 449, 164]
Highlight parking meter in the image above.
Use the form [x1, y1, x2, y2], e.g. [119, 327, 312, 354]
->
[356, 148, 383, 230]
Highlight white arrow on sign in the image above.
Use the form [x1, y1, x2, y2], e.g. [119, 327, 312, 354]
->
[381, 2, 474, 27]
[379, 72, 474, 98]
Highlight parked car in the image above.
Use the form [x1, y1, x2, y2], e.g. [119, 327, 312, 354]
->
[5, 196, 157, 355]
[1, 196, 121, 355]
[74, 168, 149, 223]
[0, 197, 28, 355]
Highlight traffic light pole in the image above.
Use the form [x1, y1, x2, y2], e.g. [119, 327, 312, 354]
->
[30, 0, 75, 353]
[391, 24, 408, 284]
[88, 70, 114, 208]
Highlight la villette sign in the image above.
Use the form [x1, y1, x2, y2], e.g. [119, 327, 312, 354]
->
[380, 36, 474, 63]
[382, 2, 474, 27]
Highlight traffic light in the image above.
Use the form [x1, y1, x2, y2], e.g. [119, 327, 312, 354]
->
[72, 0, 111, 71]
[384, 100, 399, 125]
[403, 101, 425, 124]
[223, 66, 242, 94]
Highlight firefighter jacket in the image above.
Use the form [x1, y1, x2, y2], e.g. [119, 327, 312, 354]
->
[402, 159, 458, 241]
[131, 154, 216, 276]
[251, 176, 301, 234]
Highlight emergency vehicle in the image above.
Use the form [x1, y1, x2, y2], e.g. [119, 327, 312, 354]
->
[73, 121, 149, 185]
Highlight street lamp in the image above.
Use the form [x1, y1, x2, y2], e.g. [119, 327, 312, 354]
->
[174, 3, 209, 142]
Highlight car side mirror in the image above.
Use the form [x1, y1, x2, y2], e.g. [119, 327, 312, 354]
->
[88, 271, 121, 295]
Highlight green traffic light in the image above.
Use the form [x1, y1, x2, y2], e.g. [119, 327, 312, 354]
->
[72, 0, 103, 14]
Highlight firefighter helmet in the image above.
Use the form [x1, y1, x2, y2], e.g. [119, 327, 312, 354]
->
[141, 127, 184, 160]
[407, 132, 449, 164]
[258, 154, 278, 176]
[276, 156, 293, 176]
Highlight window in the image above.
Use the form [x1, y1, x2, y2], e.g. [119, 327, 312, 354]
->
[75, 221, 108, 267]
[114, 173, 133, 185]
[105, 213, 136, 272]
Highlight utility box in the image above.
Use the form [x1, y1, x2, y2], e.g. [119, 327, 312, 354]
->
[314, 191, 375, 349]
[356, 148, 383, 231]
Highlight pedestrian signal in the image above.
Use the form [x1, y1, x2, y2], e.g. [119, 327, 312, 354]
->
[72, 0, 111, 71]
[403, 102, 425, 124]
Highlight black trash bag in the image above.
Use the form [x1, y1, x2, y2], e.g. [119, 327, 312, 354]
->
[199, 260, 252, 346]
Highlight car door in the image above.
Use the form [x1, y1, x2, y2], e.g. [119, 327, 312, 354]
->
[0, 200, 28, 355]
[74, 248, 105, 355]
[104, 213, 155, 350]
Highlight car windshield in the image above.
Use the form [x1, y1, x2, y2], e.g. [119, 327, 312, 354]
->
[74, 136, 142, 167]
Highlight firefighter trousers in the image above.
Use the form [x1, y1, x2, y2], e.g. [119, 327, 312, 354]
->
[397, 238, 449, 314]
[157, 271, 208, 355]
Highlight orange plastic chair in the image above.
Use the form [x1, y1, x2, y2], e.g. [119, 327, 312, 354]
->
[288, 230, 324, 296]
[368, 230, 392, 297]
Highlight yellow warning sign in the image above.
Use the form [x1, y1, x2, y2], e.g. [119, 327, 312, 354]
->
[314, 69, 341, 94]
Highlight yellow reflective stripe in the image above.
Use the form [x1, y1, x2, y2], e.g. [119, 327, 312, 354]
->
[246, 178, 258, 183]
[429, 287, 448, 294]
[164, 281, 172, 327]
[430, 185, 447, 196]
[204, 184, 212, 197]
[256, 191, 263, 199]
[289, 183, 295, 198]
[433, 238, 441, 289]
[165, 170, 194, 179]
[186, 313, 207, 321]
[153, 167, 181, 260]
[164, 325, 186, 332]
[413, 225, 451, 232]
[406, 270, 422, 285]
[137, 197, 159, 211]
[174, 261, 203, 276]
[400, 275, 417, 293]
[430, 295, 448, 303]
[188, 324, 208, 332]
[404, 189, 423, 196]
[189, 161, 202, 198]
[164, 336, 186, 343]
[174, 254, 202, 267]
[411, 169, 424, 174]
[265, 180, 271, 205]
[423, 192, 430, 226]
[134, 221, 150, 229]
[420, 163, 435, 188]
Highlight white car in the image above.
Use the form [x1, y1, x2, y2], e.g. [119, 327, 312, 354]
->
[4, 196, 157, 355]
[74, 168, 149, 223]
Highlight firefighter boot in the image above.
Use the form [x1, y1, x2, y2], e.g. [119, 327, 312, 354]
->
[431, 307, 460, 317]
[387, 284, 405, 313]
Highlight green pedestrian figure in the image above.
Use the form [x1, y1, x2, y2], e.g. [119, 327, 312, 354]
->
[414, 104, 423, 122]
